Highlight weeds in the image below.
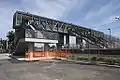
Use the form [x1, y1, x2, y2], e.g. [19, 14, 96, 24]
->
[91, 56, 97, 61]
[76, 55, 120, 66]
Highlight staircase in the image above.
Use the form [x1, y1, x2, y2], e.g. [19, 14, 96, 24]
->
[69, 29, 120, 49]
[13, 40, 27, 56]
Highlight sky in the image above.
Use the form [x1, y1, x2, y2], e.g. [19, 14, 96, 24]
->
[0, 0, 120, 39]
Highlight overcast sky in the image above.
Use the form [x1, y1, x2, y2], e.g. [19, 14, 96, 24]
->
[0, 0, 120, 39]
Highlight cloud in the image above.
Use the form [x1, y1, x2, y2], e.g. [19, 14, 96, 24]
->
[0, 0, 79, 39]
[21, 0, 79, 19]
[1, 0, 120, 39]
[0, 8, 16, 40]
[75, 0, 120, 33]
[83, 0, 120, 26]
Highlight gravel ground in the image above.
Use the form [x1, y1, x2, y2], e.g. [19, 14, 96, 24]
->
[0, 59, 120, 80]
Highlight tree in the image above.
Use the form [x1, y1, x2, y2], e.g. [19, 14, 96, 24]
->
[6, 30, 15, 44]
[0, 39, 7, 53]
[6, 30, 15, 53]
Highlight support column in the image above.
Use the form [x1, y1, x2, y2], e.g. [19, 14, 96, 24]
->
[57, 34, 64, 49]
[44, 43, 49, 51]
[28, 43, 34, 52]
[76, 37, 82, 49]
[66, 34, 69, 48]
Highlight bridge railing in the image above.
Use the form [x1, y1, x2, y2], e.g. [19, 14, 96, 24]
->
[25, 29, 58, 40]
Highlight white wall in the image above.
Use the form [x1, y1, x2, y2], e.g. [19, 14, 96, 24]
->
[69, 36, 76, 45]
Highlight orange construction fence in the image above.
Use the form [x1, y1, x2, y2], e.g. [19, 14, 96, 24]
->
[25, 50, 72, 61]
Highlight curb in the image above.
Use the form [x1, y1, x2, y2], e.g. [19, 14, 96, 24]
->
[65, 60, 120, 68]
[8, 56, 120, 68]
[9, 55, 61, 63]
[9, 55, 19, 61]
[96, 64, 120, 68]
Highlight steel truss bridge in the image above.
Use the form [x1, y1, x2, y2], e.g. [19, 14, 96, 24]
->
[11, 11, 120, 55]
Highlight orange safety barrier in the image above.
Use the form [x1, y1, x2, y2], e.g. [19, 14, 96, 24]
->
[33, 52, 46, 57]
[25, 50, 71, 61]
[25, 52, 33, 61]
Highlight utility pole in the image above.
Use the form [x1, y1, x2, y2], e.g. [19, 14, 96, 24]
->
[108, 28, 111, 48]
[107, 16, 120, 48]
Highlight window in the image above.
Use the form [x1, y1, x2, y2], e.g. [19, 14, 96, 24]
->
[16, 13, 22, 26]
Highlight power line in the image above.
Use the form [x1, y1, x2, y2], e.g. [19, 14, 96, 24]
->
[110, 26, 120, 29]
[90, 20, 118, 29]
[91, 19, 120, 29]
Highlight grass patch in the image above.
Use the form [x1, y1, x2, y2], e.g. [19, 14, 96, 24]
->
[103, 58, 120, 65]
[70, 55, 75, 60]
[76, 56, 120, 65]
[104, 59, 114, 65]
[76, 56, 89, 60]
[74, 54, 120, 66]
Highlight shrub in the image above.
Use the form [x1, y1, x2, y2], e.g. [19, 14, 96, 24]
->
[118, 62, 120, 66]
[76, 56, 89, 60]
[112, 59, 118, 63]
[76, 57, 83, 60]
[105, 59, 115, 65]
[77, 57, 85, 60]
[97, 57, 104, 61]
[116, 59, 120, 66]
[83, 57, 89, 60]
[91, 56, 97, 61]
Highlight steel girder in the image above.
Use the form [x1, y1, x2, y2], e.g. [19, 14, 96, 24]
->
[14, 11, 102, 35]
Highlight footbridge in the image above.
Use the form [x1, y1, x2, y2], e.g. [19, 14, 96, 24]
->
[11, 11, 120, 56]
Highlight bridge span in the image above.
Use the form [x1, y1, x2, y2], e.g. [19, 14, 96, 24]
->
[10, 11, 120, 57]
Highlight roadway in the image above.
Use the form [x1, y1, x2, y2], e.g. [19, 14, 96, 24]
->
[0, 53, 120, 80]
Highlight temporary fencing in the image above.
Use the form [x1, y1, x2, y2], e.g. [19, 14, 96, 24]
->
[25, 50, 71, 61]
